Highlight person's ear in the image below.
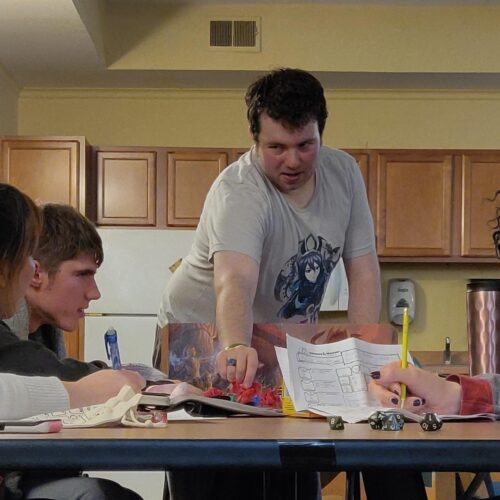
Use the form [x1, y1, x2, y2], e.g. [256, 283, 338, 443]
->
[30, 260, 43, 288]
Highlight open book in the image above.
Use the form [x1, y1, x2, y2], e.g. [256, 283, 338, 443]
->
[23, 386, 281, 428]
[139, 393, 282, 418]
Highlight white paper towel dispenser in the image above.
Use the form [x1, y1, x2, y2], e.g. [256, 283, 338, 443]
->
[388, 278, 415, 325]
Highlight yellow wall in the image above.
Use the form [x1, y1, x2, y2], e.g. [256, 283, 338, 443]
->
[19, 89, 249, 148]
[103, 4, 500, 73]
[18, 88, 500, 150]
[378, 264, 499, 352]
[0, 65, 18, 135]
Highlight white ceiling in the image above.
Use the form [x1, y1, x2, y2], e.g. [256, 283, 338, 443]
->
[1, 0, 500, 91]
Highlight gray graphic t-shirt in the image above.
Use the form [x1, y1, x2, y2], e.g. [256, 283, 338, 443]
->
[158, 146, 375, 326]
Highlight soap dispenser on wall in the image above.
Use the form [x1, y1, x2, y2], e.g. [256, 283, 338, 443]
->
[388, 279, 416, 326]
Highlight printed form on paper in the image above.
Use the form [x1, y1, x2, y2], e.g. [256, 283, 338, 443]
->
[279, 334, 412, 415]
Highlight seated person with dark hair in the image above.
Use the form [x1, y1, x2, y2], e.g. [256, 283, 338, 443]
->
[0, 186, 144, 500]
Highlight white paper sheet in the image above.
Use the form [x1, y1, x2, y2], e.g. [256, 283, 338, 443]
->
[285, 335, 412, 412]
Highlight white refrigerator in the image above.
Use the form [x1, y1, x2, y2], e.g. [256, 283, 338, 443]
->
[83, 228, 196, 366]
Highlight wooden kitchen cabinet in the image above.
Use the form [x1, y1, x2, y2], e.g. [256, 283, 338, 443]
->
[344, 150, 370, 188]
[343, 149, 376, 219]
[461, 152, 500, 257]
[91, 146, 230, 228]
[375, 151, 453, 257]
[0, 136, 88, 212]
[0, 136, 89, 360]
[95, 149, 158, 226]
[166, 149, 229, 227]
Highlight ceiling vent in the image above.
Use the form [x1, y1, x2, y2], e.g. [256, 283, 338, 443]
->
[210, 18, 260, 51]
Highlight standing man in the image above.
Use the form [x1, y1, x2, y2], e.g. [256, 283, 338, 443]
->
[156, 68, 428, 500]
[156, 68, 381, 387]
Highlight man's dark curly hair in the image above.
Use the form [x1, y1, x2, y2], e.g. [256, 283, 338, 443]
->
[245, 68, 328, 141]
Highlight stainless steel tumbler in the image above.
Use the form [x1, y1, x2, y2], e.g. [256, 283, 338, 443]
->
[466, 279, 500, 375]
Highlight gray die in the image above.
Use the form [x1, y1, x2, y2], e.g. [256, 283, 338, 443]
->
[328, 415, 345, 430]
[420, 412, 443, 431]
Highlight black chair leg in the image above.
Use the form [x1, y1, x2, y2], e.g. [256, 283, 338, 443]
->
[460, 472, 496, 500]
[345, 471, 361, 500]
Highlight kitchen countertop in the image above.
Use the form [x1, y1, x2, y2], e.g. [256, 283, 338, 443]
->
[412, 350, 469, 376]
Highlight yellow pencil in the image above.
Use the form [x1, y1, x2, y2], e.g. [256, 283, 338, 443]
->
[400, 307, 409, 406]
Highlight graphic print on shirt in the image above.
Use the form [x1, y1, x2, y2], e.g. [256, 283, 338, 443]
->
[274, 234, 341, 322]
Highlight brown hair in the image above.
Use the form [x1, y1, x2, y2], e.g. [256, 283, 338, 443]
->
[35, 204, 103, 276]
[0, 183, 40, 282]
[246, 68, 328, 141]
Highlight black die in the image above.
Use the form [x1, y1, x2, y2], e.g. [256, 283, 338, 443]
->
[381, 412, 404, 431]
[368, 411, 384, 430]
[387, 411, 405, 428]
[420, 412, 443, 432]
[328, 416, 345, 430]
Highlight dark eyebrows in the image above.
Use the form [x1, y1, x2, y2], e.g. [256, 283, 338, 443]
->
[75, 268, 97, 276]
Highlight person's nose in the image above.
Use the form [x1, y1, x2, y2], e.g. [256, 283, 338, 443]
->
[87, 278, 101, 301]
[285, 148, 301, 169]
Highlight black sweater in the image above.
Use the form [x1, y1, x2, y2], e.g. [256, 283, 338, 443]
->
[0, 320, 104, 381]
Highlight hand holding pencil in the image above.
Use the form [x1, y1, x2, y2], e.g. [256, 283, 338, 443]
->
[368, 306, 461, 415]
[367, 361, 462, 415]
[400, 307, 409, 406]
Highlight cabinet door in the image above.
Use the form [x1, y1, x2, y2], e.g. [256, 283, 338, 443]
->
[346, 151, 370, 188]
[0, 137, 86, 211]
[167, 150, 228, 227]
[96, 151, 157, 226]
[376, 152, 453, 256]
[343, 150, 376, 219]
[461, 153, 500, 257]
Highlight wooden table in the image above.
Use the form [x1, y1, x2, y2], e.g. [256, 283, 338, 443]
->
[0, 418, 498, 472]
